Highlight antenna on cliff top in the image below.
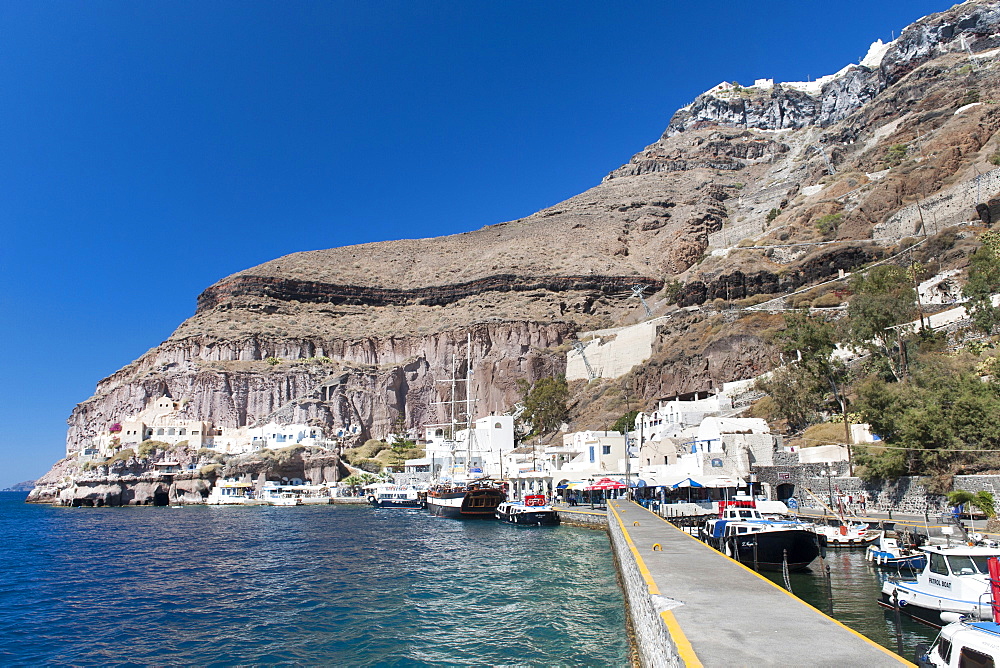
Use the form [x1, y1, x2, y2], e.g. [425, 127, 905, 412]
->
[630, 284, 654, 318]
[572, 340, 597, 382]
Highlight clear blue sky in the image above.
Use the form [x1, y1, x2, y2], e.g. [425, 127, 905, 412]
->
[0, 1, 948, 487]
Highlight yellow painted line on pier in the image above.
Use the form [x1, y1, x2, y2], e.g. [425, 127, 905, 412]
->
[639, 504, 915, 667]
[609, 503, 703, 668]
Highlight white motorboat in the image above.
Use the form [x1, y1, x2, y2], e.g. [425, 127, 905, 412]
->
[366, 484, 423, 509]
[815, 520, 881, 547]
[879, 544, 1000, 627]
[260, 482, 333, 506]
[917, 618, 1000, 667]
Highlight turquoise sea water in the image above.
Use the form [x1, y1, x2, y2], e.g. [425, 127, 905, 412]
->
[0, 493, 628, 666]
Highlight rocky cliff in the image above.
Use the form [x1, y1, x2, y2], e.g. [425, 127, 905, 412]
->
[33, 0, 1000, 504]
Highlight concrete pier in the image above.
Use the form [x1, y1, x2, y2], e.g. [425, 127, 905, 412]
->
[608, 500, 912, 667]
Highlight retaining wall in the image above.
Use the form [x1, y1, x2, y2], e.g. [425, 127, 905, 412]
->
[556, 508, 608, 528]
[754, 466, 1000, 515]
[606, 507, 682, 668]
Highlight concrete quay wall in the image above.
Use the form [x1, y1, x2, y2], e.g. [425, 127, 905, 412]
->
[606, 505, 682, 668]
[556, 508, 608, 528]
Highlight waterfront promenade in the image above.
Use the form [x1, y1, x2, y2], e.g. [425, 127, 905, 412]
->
[608, 500, 911, 667]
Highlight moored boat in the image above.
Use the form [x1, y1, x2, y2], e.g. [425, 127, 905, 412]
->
[816, 520, 882, 547]
[700, 504, 825, 572]
[496, 495, 559, 526]
[426, 479, 505, 519]
[879, 544, 1000, 627]
[206, 480, 257, 505]
[866, 530, 927, 570]
[915, 555, 1000, 666]
[260, 482, 334, 506]
[366, 484, 423, 509]
[917, 618, 1000, 667]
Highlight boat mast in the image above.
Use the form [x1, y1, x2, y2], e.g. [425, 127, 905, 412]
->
[465, 332, 475, 475]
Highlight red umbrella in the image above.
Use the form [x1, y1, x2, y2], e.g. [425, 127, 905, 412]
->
[586, 477, 627, 491]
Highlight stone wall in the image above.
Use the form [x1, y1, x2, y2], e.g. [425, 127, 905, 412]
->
[606, 507, 682, 668]
[873, 167, 1000, 241]
[556, 509, 608, 528]
[754, 465, 1000, 516]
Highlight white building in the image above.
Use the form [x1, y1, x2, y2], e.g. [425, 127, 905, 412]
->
[93, 395, 215, 455]
[407, 415, 514, 480]
[211, 422, 327, 455]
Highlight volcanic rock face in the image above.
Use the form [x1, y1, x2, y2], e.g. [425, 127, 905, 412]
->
[41, 0, 1000, 499]
[666, 2, 1000, 135]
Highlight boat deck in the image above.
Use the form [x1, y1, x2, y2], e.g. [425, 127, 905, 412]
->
[608, 500, 912, 667]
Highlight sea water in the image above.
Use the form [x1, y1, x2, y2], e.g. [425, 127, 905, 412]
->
[763, 548, 938, 660]
[0, 493, 629, 666]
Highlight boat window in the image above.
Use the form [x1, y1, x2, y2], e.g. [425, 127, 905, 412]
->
[930, 552, 950, 575]
[737, 527, 748, 534]
[948, 555, 980, 575]
[938, 638, 951, 663]
[973, 556, 993, 574]
[959, 646, 994, 668]
[739, 510, 753, 518]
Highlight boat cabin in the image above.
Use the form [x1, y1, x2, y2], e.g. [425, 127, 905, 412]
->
[923, 620, 1000, 667]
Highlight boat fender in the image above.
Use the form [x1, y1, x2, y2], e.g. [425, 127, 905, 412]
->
[940, 611, 962, 624]
[652, 543, 662, 551]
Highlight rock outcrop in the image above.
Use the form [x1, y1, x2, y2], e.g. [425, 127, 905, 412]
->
[666, 2, 1000, 135]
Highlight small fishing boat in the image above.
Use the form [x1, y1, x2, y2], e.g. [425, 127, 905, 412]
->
[866, 530, 927, 570]
[496, 495, 559, 526]
[815, 519, 881, 547]
[879, 544, 1000, 627]
[700, 502, 825, 572]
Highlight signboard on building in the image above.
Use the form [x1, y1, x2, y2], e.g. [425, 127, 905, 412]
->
[711, 458, 723, 468]
[778, 472, 791, 480]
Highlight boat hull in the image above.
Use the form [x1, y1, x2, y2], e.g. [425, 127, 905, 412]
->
[370, 497, 423, 509]
[866, 548, 927, 570]
[426, 488, 504, 519]
[709, 529, 823, 572]
[876, 591, 988, 629]
[496, 509, 560, 526]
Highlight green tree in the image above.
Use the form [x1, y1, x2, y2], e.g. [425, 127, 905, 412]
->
[854, 354, 1000, 480]
[759, 313, 851, 434]
[517, 376, 570, 436]
[755, 364, 824, 431]
[610, 410, 639, 434]
[848, 265, 917, 382]
[963, 232, 1000, 337]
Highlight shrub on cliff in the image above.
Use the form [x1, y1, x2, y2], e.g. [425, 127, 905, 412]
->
[199, 463, 221, 478]
[108, 448, 135, 465]
[354, 458, 383, 473]
[137, 440, 169, 459]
